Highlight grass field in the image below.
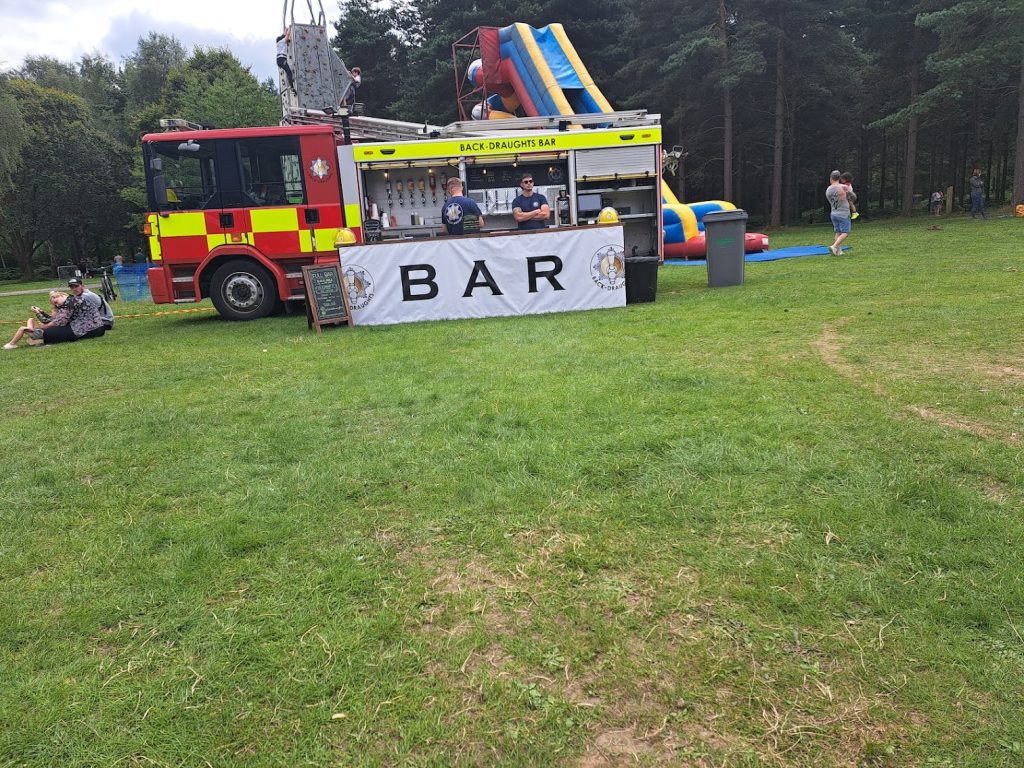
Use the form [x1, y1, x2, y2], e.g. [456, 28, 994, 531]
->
[1, 215, 1022, 767]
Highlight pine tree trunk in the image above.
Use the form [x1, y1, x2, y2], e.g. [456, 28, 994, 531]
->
[770, 34, 785, 227]
[718, 0, 734, 201]
[1013, 48, 1024, 207]
[878, 133, 887, 210]
[999, 135, 1009, 202]
[859, 128, 870, 212]
[785, 122, 796, 223]
[901, 52, 920, 216]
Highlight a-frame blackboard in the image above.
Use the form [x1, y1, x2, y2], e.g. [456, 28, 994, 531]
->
[302, 264, 353, 332]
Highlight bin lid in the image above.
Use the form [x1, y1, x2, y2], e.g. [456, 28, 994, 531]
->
[702, 209, 748, 223]
[625, 256, 660, 263]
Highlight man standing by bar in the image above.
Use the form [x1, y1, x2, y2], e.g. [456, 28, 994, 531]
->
[441, 177, 484, 235]
[512, 173, 550, 230]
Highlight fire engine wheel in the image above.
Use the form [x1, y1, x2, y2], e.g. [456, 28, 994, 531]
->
[209, 259, 277, 321]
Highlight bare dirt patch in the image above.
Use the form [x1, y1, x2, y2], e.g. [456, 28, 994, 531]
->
[817, 320, 1020, 444]
[578, 724, 684, 768]
[979, 364, 1024, 382]
[982, 477, 1010, 503]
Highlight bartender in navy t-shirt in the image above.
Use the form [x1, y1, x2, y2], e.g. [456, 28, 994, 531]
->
[441, 177, 484, 235]
[512, 173, 550, 230]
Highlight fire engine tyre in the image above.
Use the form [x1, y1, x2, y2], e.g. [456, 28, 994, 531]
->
[210, 259, 278, 321]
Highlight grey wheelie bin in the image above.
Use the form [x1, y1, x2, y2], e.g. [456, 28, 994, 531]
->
[703, 209, 748, 287]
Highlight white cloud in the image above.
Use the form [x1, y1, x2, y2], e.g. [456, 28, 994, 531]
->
[0, 0, 338, 81]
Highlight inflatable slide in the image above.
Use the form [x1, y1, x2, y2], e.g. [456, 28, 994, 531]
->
[468, 23, 768, 258]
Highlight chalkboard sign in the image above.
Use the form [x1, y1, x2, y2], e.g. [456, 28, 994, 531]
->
[302, 264, 352, 332]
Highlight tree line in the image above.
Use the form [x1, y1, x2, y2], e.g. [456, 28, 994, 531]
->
[0, 35, 279, 279]
[1, 0, 1021, 280]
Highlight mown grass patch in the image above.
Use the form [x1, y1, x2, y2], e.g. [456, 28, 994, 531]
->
[1, 215, 1022, 766]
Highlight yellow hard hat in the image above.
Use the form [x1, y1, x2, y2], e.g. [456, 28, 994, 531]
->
[598, 207, 619, 224]
[334, 228, 357, 247]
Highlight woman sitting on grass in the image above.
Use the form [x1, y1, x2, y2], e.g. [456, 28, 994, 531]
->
[3, 291, 70, 350]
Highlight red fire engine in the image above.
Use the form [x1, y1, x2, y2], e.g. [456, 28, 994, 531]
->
[142, 121, 356, 320]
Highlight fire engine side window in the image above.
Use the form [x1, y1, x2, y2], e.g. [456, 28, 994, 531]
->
[151, 140, 219, 211]
[237, 137, 305, 207]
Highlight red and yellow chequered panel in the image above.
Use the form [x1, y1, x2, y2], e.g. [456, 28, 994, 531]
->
[154, 204, 347, 262]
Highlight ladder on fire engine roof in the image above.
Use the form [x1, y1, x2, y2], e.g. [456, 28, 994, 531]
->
[437, 110, 660, 136]
[281, 107, 659, 143]
[282, 107, 445, 141]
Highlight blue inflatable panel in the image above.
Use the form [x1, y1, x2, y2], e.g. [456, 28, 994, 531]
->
[664, 245, 846, 266]
[532, 26, 584, 89]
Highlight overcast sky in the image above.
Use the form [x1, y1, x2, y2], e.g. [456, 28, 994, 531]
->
[0, 0, 338, 83]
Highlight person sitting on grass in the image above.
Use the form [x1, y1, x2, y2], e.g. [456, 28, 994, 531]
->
[3, 291, 70, 350]
[32, 278, 108, 345]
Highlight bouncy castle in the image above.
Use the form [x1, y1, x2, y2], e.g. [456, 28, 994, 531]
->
[461, 23, 768, 258]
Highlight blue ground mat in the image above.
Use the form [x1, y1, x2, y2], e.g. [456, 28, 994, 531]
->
[665, 245, 846, 266]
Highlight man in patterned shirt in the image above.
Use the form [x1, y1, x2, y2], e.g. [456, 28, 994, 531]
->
[39, 278, 107, 344]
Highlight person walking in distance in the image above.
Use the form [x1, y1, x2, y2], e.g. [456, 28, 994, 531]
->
[825, 170, 851, 256]
[969, 168, 987, 219]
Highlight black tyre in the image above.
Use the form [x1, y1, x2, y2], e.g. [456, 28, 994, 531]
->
[209, 259, 278, 321]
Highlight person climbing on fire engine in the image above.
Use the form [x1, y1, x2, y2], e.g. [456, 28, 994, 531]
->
[276, 28, 295, 92]
[342, 66, 361, 107]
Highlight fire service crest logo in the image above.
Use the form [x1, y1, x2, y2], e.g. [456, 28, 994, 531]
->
[589, 245, 626, 291]
[342, 264, 375, 310]
[309, 156, 331, 181]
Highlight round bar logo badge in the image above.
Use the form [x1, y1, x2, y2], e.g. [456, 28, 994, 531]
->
[343, 265, 374, 310]
[590, 245, 626, 291]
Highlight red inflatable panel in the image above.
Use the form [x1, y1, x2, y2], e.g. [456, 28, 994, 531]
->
[664, 232, 770, 260]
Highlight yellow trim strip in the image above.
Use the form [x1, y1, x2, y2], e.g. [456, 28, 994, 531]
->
[251, 208, 300, 232]
[158, 212, 207, 237]
[354, 128, 660, 163]
[147, 214, 163, 261]
[315, 228, 339, 252]
[344, 203, 362, 227]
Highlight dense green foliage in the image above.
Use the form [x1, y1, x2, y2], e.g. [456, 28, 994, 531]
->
[350, 0, 1024, 221]
[0, 38, 276, 279]
[0, 1, 1021, 278]
[2, 218, 1023, 765]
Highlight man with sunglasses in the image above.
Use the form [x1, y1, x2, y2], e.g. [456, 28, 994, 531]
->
[512, 174, 550, 230]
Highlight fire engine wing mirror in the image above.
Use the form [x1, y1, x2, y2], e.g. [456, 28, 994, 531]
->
[153, 174, 169, 210]
[178, 140, 200, 152]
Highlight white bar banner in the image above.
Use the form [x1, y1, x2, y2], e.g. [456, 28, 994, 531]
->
[338, 226, 627, 326]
